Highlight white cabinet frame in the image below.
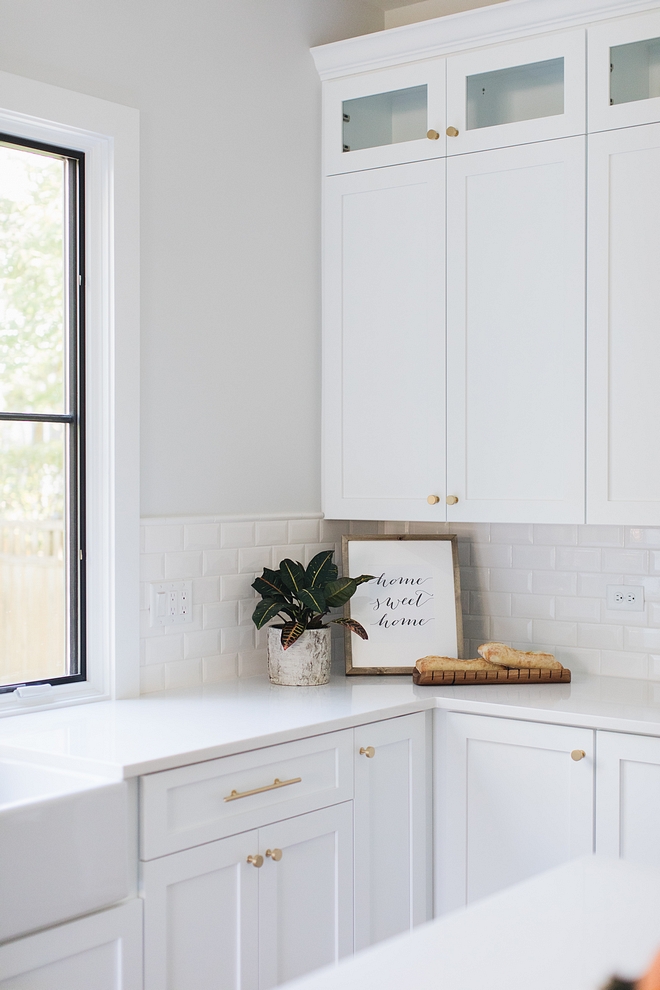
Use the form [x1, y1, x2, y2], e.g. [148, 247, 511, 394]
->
[588, 10, 660, 133]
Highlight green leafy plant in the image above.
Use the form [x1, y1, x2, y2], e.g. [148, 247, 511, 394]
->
[251, 550, 374, 649]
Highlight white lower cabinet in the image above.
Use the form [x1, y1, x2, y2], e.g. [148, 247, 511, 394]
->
[0, 900, 142, 990]
[435, 712, 594, 913]
[142, 803, 353, 990]
[596, 730, 660, 868]
[354, 712, 430, 950]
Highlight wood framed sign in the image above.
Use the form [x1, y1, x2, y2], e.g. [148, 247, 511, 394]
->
[342, 534, 463, 676]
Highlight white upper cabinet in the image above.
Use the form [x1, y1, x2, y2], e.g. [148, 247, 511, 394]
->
[323, 60, 446, 175]
[446, 137, 586, 523]
[445, 30, 586, 155]
[588, 10, 660, 132]
[323, 160, 446, 521]
[587, 122, 660, 524]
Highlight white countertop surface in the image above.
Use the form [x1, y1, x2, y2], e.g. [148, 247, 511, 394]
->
[283, 857, 660, 990]
[2, 670, 660, 778]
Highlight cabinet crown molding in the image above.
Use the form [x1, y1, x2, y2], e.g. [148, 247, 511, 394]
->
[311, 0, 660, 79]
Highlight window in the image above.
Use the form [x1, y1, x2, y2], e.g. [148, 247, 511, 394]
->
[0, 71, 139, 711]
[0, 135, 85, 692]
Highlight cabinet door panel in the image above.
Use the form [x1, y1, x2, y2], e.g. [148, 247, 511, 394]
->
[446, 30, 585, 155]
[354, 713, 430, 950]
[143, 831, 259, 990]
[587, 124, 660, 524]
[446, 137, 585, 522]
[596, 731, 660, 868]
[323, 162, 445, 521]
[436, 712, 594, 914]
[588, 11, 660, 133]
[0, 901, 142, 990]
[259, 803, 353, 989]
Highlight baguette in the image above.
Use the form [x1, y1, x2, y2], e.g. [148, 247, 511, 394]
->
[477, 642, 562, 670]
[416, 655, 502, 674]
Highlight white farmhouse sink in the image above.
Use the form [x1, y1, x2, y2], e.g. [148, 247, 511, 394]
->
[0, 759, 130, 942]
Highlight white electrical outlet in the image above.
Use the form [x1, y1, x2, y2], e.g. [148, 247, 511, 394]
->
[606, 585, 644, 611]
[150, 581, 193, 627]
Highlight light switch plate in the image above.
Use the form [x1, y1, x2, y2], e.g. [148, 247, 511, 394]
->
[606, 585, 644, 611]
[150, 581, 193, 627]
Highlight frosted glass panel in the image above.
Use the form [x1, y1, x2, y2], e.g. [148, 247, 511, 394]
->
[342, 86, 427, 152]
[466, 58, 564, 130]
[610, 37, 660, 106]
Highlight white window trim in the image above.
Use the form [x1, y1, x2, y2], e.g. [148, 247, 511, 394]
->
[0, 70, 140, 714]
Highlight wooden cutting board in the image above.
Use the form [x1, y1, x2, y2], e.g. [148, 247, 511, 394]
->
[412, 667, 571, 685]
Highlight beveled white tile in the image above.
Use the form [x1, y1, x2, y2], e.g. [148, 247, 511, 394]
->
[533, 571, 577, 596]
[271, 545, 305, 568]
[578, 572, 622, 598]
[184, 524, 220, 550]
[471, 544, 511, 568]
[140, 553, 164, 582]
[460, 566, 489, 592]
[164, 551, 203, 579]
[164, 658, 202, 690]
[140, 664, 165, 694]
[144, 524, 184, 553]
[556, 596, 600, 622]
[221, 625, 254, 654]
[627, 528, 660, 547]
[625, 626, 660, 652]
[204, 549, 239, 576]
[601, 651, 648, 679]
[239, 546, 272, 574]
[145, 635, 184, 666]
[462, 615, 491, 640]
[602, 548, 648, 575]
[238, 649, 267, 677]
[220, 522, 255, 548]
[221, 574, 256, 601]
[471, 591, 511, 617]
[533, 525, 577, 546]
[288, 519, 320, 544]
[203, 654, 238, 683]
[204, 600, 239, 629]
[490, 524, 532, 544]
[635, 577, 660, 602]
[578, 622, 624, 650]
[513, 545, 554, 570]
[648, 655, 660, 681]
[255, 521, 288, 546]
[556, 548, 601, 572]
[320, 519, 349, 542]
[184, 628, 221, 659]
[578, 526, 624, 547]
[533, 619, 577, 646]
[554, 647, 600, 675]
[191, 576, 220, 605]
[449, 523, 491, 542]
[512, 595, 554, 620]
[491, 616, 533, 642]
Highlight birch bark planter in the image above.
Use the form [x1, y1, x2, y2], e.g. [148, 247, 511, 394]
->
[267, 627, 332, 686]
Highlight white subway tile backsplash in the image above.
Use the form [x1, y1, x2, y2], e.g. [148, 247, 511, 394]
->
[602, 549, 648, 574]
[556, 548, 601, 572]
[140, 518, 660, 692]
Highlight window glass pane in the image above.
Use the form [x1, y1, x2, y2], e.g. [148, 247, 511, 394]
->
[466, 58, 564, 130]
[0, 420, 66, 686]
[610, 37, 660, 106]
[342, 85, 427, 152]
[0, 145, 65, 414]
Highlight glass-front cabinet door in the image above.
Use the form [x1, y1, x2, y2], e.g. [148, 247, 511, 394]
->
[588, 11, 660, 132]
[323, 61, 445, 175]
[445, 30, 586, 155]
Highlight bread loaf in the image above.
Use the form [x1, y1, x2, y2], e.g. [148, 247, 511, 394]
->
[477, 642, 562, 670]
[415, 655, 502, 673]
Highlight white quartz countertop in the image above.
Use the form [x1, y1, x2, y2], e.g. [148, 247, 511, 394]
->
[1, 670, 660, 778]
[283, 857, 660, 990]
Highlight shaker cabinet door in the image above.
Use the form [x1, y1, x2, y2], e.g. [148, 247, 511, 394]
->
[446, 136, 586, 523]
[587, 123, 660, 524]
[436, 712, 594, 915]
[354, 712, 431, 950]
[596, 730, 660, 868]
[588, 10, 660, 133]
[323, 160, 446, 521]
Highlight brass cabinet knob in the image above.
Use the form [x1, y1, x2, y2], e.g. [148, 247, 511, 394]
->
[266, 848, 283, 861]
[446, 126, 459, 137]
[426, 129, 440, 140]
[571, 750, 586, 761]
[359, 746, 375, 758]
[427, 494, 440, 505]
[446, 495, 459, 505]
[247, 854, 264, 868]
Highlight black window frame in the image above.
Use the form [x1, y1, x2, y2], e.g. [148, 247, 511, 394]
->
[0, 132, 86, 693]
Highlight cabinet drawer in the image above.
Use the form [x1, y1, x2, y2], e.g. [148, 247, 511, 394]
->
[140, 730, 353, 859]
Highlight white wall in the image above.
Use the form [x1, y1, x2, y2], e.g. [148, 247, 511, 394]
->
[384, 0, 507, 29]
[0, 0, 383, 518]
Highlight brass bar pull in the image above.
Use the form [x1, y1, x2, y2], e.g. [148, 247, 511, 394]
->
[224, 776, 302, 802]
[247, 854, 264, 868]
[359, 746, 375, 758]
[266, 848, 283, 861]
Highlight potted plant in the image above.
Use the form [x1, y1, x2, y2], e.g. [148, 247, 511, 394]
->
[251, 550, 374, 685]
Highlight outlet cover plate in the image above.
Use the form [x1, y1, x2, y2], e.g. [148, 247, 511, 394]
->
[606, 585, 644, 611]
[150, 581, 193, 627]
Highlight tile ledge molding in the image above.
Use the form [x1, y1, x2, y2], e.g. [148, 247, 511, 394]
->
[142, 512, 324, 526]
[311, 0, 660, 78]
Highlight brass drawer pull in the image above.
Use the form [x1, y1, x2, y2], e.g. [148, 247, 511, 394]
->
[224, 776, 302, 802]
[247, 854, 264, 868]
[359, 746, 375, 758]
[571, 750, 586, 761]
[266, 848, 283, 861]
